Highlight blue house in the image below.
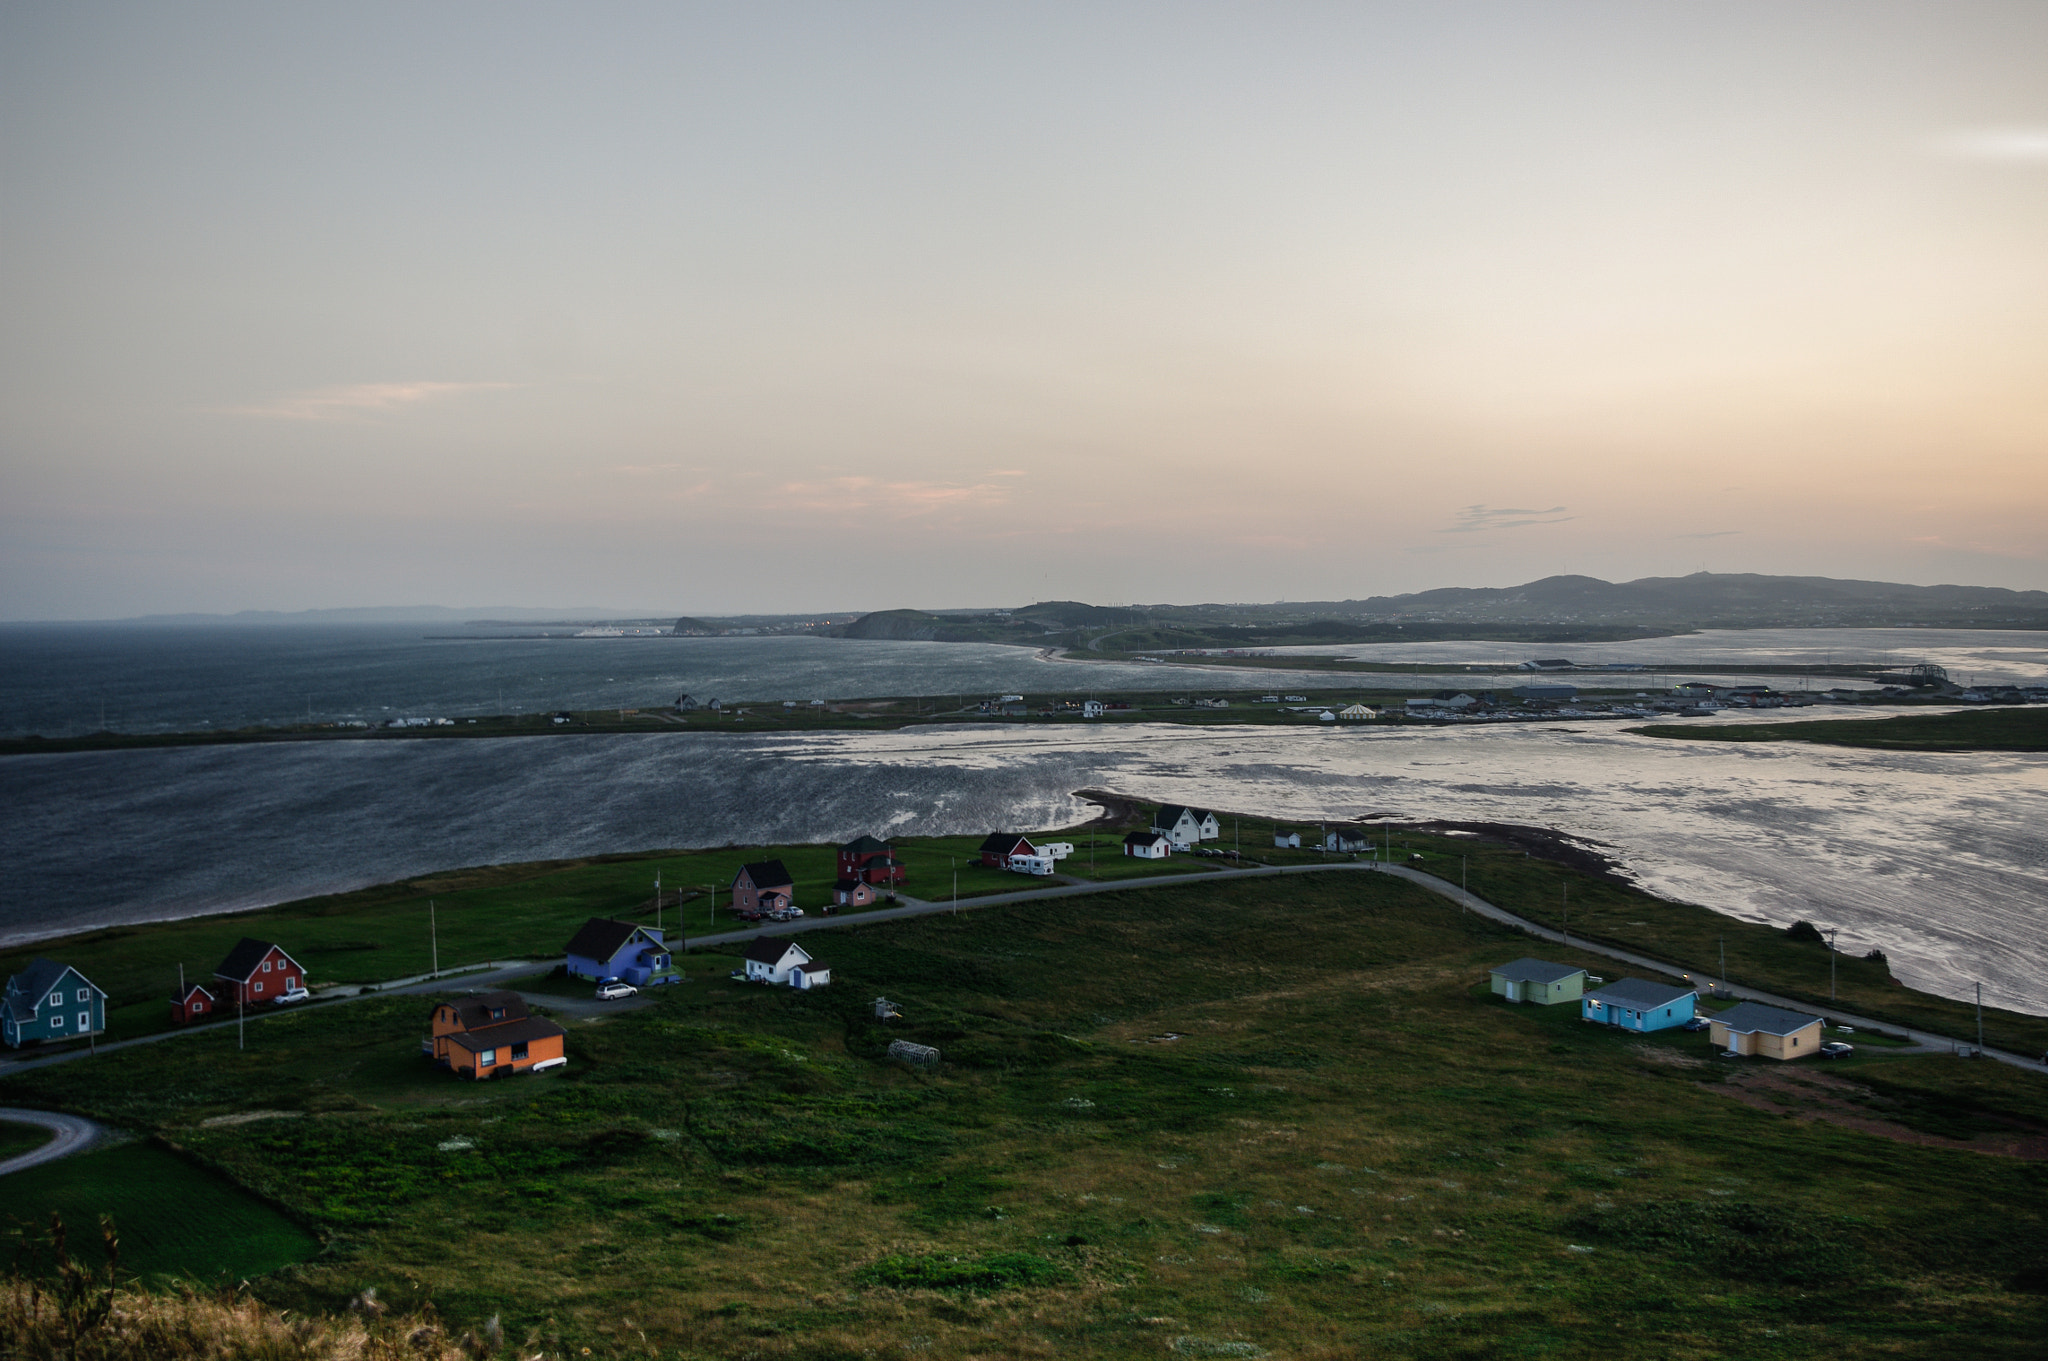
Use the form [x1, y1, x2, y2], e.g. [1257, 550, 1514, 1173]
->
[1582, 978, 1696, 1032]
[564, 918, 682, 987]
[2, 958, 108, 1049]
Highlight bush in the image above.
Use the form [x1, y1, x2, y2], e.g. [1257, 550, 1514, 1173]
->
[1785, 920, 1826, 944]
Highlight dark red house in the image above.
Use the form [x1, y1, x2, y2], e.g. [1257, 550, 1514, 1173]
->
[170, 981, 217, 1025]
[212, 938, 305, 1007]
[837, 836, 905, 886]
[978, 833, 1036, 868]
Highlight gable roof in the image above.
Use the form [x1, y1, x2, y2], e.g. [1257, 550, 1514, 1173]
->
[564, 918, 651, 962]
[6, 958, 97, 1021]
[1124, 831, 1170, 846]
[215, 938, 293, 983]
[734, 859, 794, 890]
[1585, 978, 1696, 1010]
[743, 937, 810, 967]
[443, 1015, 567, 1053]
[1710, 1001, 1823, 1036]
[441, 990, 533, 1032]
[979, 833, 1032, 855]
[791, 960, 829, 974]
[1489, 957, 1584, 985]
[1155, 804, 1211, 826]
[174, 982, 216, 1004]
[840, 835, 892, 856]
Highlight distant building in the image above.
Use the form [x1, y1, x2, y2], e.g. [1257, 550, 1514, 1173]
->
[833, 879, 878, 908]
[1337, 704, 1376, 720]
[1151, 805, 1221, 848]
[170, 981, 217, 1026]
[564, 918, 681, 986]
[1520, 659, 1575, 671]
[212, 939, 305, 1008]
[1513, 683, 1578, 701]
[731, 860, 796, 917]
[1581, 979, 1697, 1032]
[1123, 831, 1172, 859]
[1082, 700, 1106, 718]
[427, 991, 567, 1079]
[979, 833, 1037, 868]
[1708, 1002, 1823, 1059]
[3, 958, 107, 1048]
[1488, 958, 1586, 1005]
[742, 938, 830, 989]
[1273, 831, 1301, 849]
[838, 835, 906, 886]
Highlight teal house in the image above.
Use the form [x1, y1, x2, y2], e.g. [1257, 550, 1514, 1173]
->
[1582, 978, 1696, 1032]
[1489, 957, 1586, 1004]
[2, 958, 108, 1049]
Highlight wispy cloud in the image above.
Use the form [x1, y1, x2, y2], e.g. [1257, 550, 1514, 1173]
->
[775, 475, 1016, 517]
[1931, 127, 2048, 162]
[1439, 504, 1573, 534]
[1675, 530, 1741, 539]
[216, 381, 514, 421]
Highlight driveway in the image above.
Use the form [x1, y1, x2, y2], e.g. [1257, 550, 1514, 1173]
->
[0, 1106, 107, 1177]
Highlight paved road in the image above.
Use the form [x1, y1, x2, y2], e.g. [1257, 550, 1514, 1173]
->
[0, 1106, 107, 1177]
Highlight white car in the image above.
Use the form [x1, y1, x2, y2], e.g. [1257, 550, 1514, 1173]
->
[595, 981, 638, 1000]
[274, 986, 312, 1005]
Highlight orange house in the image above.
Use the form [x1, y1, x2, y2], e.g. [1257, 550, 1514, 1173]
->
[426, 990, 568, 1080]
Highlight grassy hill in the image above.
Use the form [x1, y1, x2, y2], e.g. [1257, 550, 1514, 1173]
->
[1635, 706, 2048, 752]
[4, 872, 2045, 1358]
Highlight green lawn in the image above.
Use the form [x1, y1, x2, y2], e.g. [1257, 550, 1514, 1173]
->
[1, 1141, 320, 1282]
[0, 1117, 54, 1161]
[4, 874, 2043, 1357]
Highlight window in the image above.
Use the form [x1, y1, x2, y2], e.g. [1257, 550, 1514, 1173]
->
[50, 1014, 64, 1029]
[263, 960, 272, 972]
[50, 991, 62, 1006]
[479, 1049, 496, 1066]
[511, 1042, 529, 1061]
[490, 1008, 505, 1021]
[253, 981, 264, 994]
[78, 1012, 90, 1031]
[77, 988, 90, 1002]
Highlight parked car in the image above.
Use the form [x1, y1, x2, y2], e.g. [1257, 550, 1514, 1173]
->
[595, 980, 638, 1000]
[1820, 1041, 1855, 1059]
[275, 986, 312, 1005]
[1681, 1017, 1710, 1032]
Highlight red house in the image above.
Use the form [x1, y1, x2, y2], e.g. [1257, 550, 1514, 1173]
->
[170, 982, 217, 1025]
[978, 833, 1036, 868]
[731, 860, 795, 918]
[212, 938, 306, 1007]
[837, 836, 906, 886]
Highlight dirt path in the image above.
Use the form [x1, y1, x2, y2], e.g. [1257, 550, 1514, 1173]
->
[0, 1106, 106, 1177]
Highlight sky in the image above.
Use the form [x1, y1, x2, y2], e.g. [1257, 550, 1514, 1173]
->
[3, 2, 2045, 620]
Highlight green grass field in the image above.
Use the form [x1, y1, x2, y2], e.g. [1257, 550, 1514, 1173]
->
[2, 1141, 320, 1282]
[1634, 706, 2048, 752]
[4, 872, 2044, 1358]
[0, 1117, 54, 1161]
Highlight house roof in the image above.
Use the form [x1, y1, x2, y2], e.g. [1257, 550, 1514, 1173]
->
[1489, 957, 1584, 985]
[840, 835, 892, 855]
[979, 833, 1032, 854]
[174, 982, 216, 1004]
[1586, 978, 1696, 1009]
[792, 961, 829, 974]
[441, 990, 532, 1032]
[1710, 1001, 1823, 1036]
[1124, 831, 1170, 845]
[744, 937, 809, 966]
[833, 878, 866, 891]
[564, 918, 649, 962]
[6, 957, 94, 1020]
[1155, 804, 1210, 825]
[443, 1016, 567, 1053]
[734, 859, 794, 890]
[214, 937, 293, 983]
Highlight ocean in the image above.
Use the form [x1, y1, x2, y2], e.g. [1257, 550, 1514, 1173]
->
[3, 625, 2044, 1015]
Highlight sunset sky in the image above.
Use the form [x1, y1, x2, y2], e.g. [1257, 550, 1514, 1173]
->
[3, 2, 2045, 619]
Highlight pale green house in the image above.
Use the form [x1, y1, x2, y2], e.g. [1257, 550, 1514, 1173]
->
[1489, 957, 1586, 1005]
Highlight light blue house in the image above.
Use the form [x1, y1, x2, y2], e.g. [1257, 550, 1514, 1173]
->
[563, 918, 682, 987]
[1581, 978, 1696, 1032]
[2, 958, 108, 1049]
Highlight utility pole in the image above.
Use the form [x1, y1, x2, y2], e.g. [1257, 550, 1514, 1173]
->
[1977, 982, 1984, 1055]
[1720, 936, 1727, 991]
[1461, 856, 1467, 900]
[1826, 927, 1838, 1002]
[952, 857, 958, 912]
[1561, 883, 1569, 946]
[238, 993, 245, 1051]
[655, 871, 662, 935]
[430, 899, 439, 978]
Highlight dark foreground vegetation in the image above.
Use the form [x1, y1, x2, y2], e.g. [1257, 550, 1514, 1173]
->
[5, 867, 2047, 1359]
[1635, 706, 2048, 752]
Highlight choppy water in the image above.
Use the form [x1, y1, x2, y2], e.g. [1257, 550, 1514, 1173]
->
[5, 711, 2044, 1016]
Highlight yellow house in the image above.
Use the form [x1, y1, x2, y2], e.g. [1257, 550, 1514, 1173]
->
[1708, 1001, 1824, 1059]
[1488, 958, 1586, 1005]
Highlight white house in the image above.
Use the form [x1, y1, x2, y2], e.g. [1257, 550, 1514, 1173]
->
[1123, 831, 1172, 859]
[743, 937, 823, 986]
[1082, 700, 1105, 718]
[1151, 804, 1220, 848]
[1273, 831, 1301, 849]
[1323, 830, 1370, 852]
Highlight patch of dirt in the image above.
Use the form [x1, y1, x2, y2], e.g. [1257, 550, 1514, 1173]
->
[1707, 1066, 2048, 1160]
[1630, 1043, 1708, 1069]
[198, 1109, 303, 1128]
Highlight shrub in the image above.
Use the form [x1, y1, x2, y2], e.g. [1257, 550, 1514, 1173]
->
[855, 1251, 1071, 1292]
[1785, 920, 1826, 944]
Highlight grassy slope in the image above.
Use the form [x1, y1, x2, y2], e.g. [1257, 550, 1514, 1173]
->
[3, 875, 2045, 1359]
[1633, 706, 2048, 752]
[2, 1141, 320, 1281]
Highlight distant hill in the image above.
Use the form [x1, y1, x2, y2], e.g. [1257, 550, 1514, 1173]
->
[836, 573, 2048, 650]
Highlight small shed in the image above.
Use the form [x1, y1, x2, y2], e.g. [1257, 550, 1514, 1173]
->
[170, 981, 217, 1026]
[1273, 831, 1301, 849]
[1489, 958, 1586, 1005]
[1582, 978, 1697, 1032]
[888, 1039, 940, 1067]
[1708, 1002, 1824, 1059]
[833, 879, 878, 907]
[1123, 831, 1172, 860]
